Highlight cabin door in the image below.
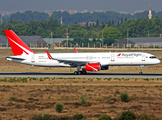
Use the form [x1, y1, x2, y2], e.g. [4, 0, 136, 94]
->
[111, 54, 115, 62]
[142, 54, 145, 61]
[31, 55, 35, 63]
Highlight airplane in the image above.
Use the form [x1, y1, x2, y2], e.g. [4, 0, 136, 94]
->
[4, 30, 161, 75]
[74, 48, 78, 53]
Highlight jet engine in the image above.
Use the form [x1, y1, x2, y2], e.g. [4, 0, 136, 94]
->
[85, 63, 101, 71]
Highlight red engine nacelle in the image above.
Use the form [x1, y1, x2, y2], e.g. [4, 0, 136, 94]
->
[85, 63, 101, 71]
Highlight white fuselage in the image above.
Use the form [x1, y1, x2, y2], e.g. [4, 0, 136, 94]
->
[7, 52, 161, 68]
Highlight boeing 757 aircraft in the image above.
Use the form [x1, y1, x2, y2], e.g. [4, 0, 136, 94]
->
[4, 30, 161, 74]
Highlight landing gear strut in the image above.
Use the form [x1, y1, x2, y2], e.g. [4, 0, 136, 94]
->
[139, 65, 144, 75]
[74, 66, 87, 75]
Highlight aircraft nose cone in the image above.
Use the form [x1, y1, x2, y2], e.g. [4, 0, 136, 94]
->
[156, 59, 161, 64]
[158, 59, 161, 64]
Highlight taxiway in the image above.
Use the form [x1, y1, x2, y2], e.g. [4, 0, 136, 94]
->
[0, 72, 161, 78]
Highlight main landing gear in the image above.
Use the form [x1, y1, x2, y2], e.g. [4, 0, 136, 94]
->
[74, 66, 87, 75]
[139, 65, 144, 75]
[74, 71, 87, 75]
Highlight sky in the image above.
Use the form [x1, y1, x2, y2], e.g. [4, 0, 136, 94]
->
[1, 0, 162, 14]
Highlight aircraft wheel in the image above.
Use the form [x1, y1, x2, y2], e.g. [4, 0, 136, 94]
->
[78, 71, 82, 75]
[139, 72, 143, 75]
[82, 71, 87, 74]
[74, 71, 78, 75]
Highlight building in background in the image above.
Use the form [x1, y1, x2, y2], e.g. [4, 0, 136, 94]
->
[0, 36, 46, 47]
[113, 37, 162, 48]
[148, 4, 152, 19]
[79, 22, 96, 26]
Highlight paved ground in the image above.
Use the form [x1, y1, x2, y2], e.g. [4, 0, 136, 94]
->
[0, 72, 162, 78]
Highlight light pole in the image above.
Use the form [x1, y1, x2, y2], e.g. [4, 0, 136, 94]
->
[102, 31, 103, 47]
[51, 32, 53, 48]
[127, 28, 129, 48]
[67, 27, 68, 47]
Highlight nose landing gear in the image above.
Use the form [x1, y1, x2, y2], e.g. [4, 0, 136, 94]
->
[139, 65, 144, 75]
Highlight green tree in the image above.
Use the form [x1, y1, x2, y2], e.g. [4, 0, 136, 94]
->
[117, 19, 120, 26]
[108, 20, 111, 26]
[98, 115, 112, 120]
[8, 18, 15, 24]
[32, 114, 51, 120]
[47, 16, 54, 31]
[86, 21, 89, 30]
[83, 30, 97, 38]
[154, 15, 160, 26]
[121, 17, 123, 24]
[112, 19, 114, 25]
[69, 29, 87, 38]
[125, 17, 127, 22]
[101, 27, 122, 39]
[103, 38, 115, 46]
[56, 24, 68, 38]
[119, 110, 136, 120]
[120, 92, 129, 102]
[102, 21, 105, 29]
[75, 21, 77, 24]
[147, 19, 154, 33]
[96, 19, 100, 27]
[54, 102, 64, 113]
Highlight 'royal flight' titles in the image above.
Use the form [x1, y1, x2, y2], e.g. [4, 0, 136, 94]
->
[121, 53, 142, 57]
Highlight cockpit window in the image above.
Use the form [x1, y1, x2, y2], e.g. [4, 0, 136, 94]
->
[150, 56, 156, 59]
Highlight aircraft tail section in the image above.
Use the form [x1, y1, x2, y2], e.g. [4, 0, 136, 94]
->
[4, 30, 36, 56]
[74, 48, 78, 53]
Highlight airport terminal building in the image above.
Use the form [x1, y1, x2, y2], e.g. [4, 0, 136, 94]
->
[0, 36, 46, 47]
[113, 37, 162, 48]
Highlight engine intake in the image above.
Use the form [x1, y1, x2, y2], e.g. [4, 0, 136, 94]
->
[85, 63, 101, 71]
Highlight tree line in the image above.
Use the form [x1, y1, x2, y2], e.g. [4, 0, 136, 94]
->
[0, 15, 162, 47]
[3, 10, 162, 24]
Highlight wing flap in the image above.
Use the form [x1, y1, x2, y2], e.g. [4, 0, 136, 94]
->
[56, 59, 87, 66]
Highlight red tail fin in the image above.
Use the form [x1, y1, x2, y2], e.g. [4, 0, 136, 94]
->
[4, 30, 36, 56]
[46, 50, 55, 60]
[74, 48, 78, 53]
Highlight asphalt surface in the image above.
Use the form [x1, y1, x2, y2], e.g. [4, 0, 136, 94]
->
[0, 72, 162, 78]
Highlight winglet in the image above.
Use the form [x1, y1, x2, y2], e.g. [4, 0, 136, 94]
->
[74, 48, 78, 53]
[46, 50, 55, 60]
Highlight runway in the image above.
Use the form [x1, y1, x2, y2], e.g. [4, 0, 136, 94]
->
[0, 72, 162, 78]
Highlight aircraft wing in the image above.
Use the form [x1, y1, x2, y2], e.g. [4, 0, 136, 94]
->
[55, 59, 88, 66]
[46, 50, 97, 66]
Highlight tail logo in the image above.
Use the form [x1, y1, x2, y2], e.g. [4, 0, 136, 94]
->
[8, 37, 33, 55]
[86, 64, 99, 71]
[117, 53, 121, 56]
[5, 30, 36, 56]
